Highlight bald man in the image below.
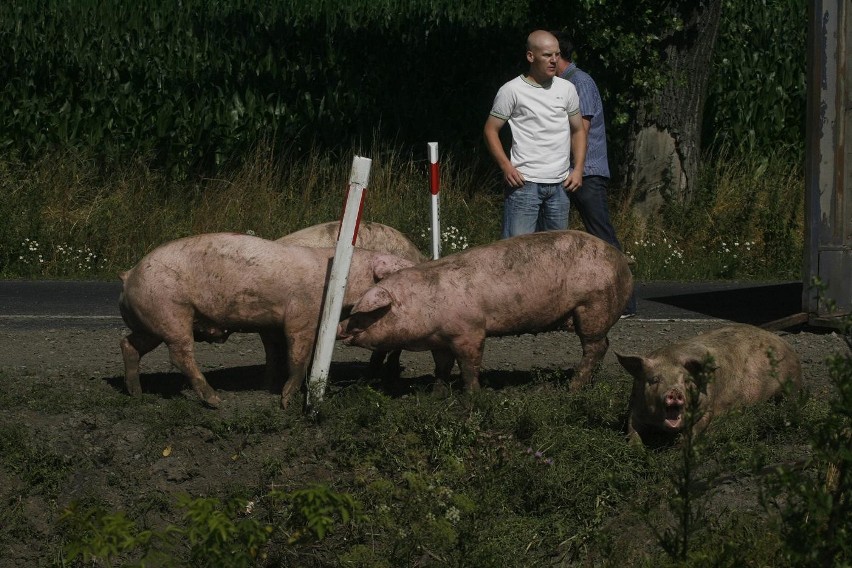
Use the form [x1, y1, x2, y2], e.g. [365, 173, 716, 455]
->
[484, 30, 587, 238]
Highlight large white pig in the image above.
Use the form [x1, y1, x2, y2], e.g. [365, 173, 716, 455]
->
[616, 323, 803, 444]
[277, 221, 427, 264]
[278, 220, 427, 377]
[118, 233, 414, 409]
[337, 230, 633, 392]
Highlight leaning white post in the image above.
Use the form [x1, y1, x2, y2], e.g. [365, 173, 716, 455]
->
[306, 155, 371, 415]
[428, 142, 441, 260]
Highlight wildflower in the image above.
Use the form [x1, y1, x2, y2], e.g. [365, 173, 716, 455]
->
[445, 506, 461, 524]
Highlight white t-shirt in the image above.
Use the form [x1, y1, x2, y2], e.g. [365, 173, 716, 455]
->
[489, 75, 580, 183]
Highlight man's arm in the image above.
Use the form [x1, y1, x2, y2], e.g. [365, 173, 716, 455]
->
[564, 112, 587, 192]
[484, 115, 524, 188]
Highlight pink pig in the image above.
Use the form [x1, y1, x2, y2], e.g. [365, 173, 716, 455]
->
[118, 233, 414, 409]
[277, 221, 427, 264]
[616, 323, 803, 445]
[338, 230, 633, 392]
[278, 221, 427, 377]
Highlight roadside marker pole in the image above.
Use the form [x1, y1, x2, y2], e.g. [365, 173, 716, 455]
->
[306, 155, 371, 415]
[428, 142, 441, 260]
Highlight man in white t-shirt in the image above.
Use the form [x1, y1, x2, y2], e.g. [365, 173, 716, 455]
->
[484, 29, 587, 239]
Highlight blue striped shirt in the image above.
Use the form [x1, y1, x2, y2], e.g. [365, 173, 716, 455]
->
[560, 63, 610, 178]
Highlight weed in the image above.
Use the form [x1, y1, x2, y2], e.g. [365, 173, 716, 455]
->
[0, 423, 71, 498]
[1, 140, 802, 281]
[59, 485, 363, 567]
[765, 312, 852, 565]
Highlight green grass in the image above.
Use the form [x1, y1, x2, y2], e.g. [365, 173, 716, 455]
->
[1, 359, 846, 567]
[0, 140, 802, 281]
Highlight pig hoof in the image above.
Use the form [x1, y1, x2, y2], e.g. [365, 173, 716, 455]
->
[431, 381, 451, 398]
[204, 394, 222, 408]
[627, 433, 645, 447]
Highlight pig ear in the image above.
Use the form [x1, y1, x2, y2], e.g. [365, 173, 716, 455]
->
[372, 255, 415, 281]
[351, 286, 394, 315]
[681, 353, 718, 377]
[615, 352, 646, 381]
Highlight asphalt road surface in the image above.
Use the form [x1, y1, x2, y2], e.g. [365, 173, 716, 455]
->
[0, 279, 805, 331]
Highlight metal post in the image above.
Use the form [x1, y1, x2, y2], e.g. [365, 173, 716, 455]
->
[306, 155, 371, 415]
[428, 142, 441, 260]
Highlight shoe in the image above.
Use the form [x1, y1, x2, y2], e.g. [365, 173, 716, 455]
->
[620, 312, 636, 320]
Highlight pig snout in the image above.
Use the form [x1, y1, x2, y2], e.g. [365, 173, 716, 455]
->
[336, 321, 354, 343]
[663, 388, 685, 430]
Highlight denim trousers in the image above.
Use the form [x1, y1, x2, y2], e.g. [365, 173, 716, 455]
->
[569, 175, 637, 314]
[501, 181, 569, 239]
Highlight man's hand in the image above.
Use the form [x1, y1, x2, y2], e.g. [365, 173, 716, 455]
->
[502, 164, 525, 188]
[563, 169, 583, 192]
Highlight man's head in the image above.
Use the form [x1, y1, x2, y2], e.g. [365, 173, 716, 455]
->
[525, 30, 560, 85]
[550, 30, 574, 75]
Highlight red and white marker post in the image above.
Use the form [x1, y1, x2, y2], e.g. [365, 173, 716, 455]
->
[428, 142, 441, 260]
[306, 155, 371, 415]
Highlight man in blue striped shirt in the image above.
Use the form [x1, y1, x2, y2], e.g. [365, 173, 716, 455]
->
[552, 31, 637, 317]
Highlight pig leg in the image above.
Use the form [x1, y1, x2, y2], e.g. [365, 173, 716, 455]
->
[431, 349, 456, 396]
[371, 349, 403, 383]
[280, 330, 314, 410]
[571, 335, 609, 391]
[570, 305, 617, 390]
[369, 350, 389, 377]
[259, 331, 287, 392]
[120, 331, 162, 396]
[164, 337, 222, 407]
[452, 336, 486, 392]
[385, 350, 403, 377]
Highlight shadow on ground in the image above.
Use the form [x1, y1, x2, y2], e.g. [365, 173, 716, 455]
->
[646, 282, 803, 325]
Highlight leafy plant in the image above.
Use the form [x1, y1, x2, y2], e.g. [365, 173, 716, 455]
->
[271, 484, 363, 543]
[765, 301, 852, 565]
[648, 355, 715, 562]
[59, 486, 363, 566]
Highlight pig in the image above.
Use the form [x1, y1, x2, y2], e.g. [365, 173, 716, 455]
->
[337, 230, 633, 392]
[278, 220, 428, 378]
[118, 233, 414, 409]
[277, 221, 427, 264]
[615, 323, 803, 445]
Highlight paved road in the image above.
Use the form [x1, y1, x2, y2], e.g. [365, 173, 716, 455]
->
[0, 279, 805, 331]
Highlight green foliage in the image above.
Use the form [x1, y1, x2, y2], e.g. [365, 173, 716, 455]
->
[766, 313, 852, 566]
[271, 484, 363, 543]
[649, 355, 714, 562]
[704, 0, 807, 155]
[178, 494, 272, 567]
[60, 503, 154, 568]
[0, 0, 789, 178]
[620, 146, 804, 280]
[60, 486, 362, 566]
[0, 140, 803, 280]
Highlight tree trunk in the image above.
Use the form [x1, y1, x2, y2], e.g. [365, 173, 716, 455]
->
[623, 0, 723, 223]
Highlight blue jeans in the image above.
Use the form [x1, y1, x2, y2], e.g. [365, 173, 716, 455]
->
[569, 175, 637, 314]
[501, 181, 569, 239]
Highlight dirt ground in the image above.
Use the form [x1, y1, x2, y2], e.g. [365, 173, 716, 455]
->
[0, 318, 847, 396]
[0, 318, 849, 566]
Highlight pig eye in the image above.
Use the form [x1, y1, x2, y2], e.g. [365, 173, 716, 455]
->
[647, 376, 661, 385]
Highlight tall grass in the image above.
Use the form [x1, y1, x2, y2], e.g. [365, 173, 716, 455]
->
[0, 140, 802, 280]
[614, 146, 804, 281]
